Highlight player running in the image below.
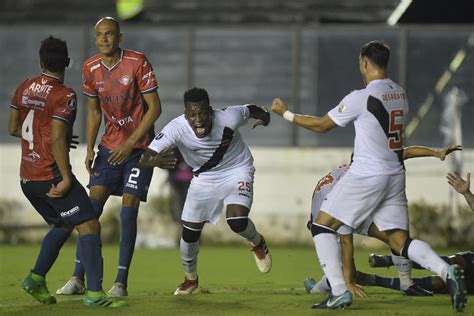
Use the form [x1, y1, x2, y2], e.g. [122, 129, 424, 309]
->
[303, 145, 462, 296]
[8, 36, 126, 308]
[358, 251, 474, 295]
[56, 17, 162, 297]
[272, 40, 467, 312]
[140, 87, 272, 295]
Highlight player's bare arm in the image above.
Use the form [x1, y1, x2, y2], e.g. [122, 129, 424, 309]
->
[447, 172, 473, 212]
[8, 108, 21, 138]
[108, 91, 162, 166]
[403, 144, 462, 161]
[246, 104, 270, 129]
[47, 120, 73, 198]
[85, 97, 102, 175]
[139, 147, 177, 169]
[340, 233, 367, 298]
[271, 98, 337, 133]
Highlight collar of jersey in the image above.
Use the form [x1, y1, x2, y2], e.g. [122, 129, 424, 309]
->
[366, 78, 390, 88]
[41, 72, 61, 81]
[100, 49, 123, 72]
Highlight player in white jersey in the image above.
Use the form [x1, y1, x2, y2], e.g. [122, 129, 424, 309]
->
[272, 41, 467, 312]
[140, 87, 272, 295]
[305, 145, 461, 297]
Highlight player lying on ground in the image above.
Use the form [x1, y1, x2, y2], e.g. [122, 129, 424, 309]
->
[8, 36, 126, 308]
[355, 251, 474, 295]
[304, 145, 462, 297]
[447, 172, 474, 212]
[140, 87, 272, 295]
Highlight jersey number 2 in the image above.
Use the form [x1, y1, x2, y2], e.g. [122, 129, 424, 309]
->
[388, 109, 404, 150]
[22, 110, 35, 150]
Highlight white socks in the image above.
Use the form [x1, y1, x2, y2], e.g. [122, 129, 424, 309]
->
[391, 253, 413, 289]
[180, 238, 199, 280]
[313, 233, 347, 296]
[236, 218, 262, 246]
[405, 239, 449, 282]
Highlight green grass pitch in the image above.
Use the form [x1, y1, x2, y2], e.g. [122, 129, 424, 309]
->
[0, 244, 471, 315]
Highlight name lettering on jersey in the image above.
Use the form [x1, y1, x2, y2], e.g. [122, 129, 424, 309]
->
[99, 94, 131, 103]
[26, 82, 53, 99]
[382, 92, 406, 102]
[111, 115, 134, 126]
[60, 206, 80, 218]
[22, 96, 45, 109]
[90, 63, 100, 72]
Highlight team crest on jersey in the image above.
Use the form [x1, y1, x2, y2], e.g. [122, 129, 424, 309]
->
[119, 74, 132, 86]
[67, 98, 76, 110]
[338, 103, 345, 113]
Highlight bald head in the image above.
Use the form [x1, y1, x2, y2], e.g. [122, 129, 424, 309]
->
[95, 17, 120, 33]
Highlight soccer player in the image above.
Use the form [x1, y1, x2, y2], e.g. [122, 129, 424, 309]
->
[447, 172, 473, 211]
[304, 145, 462, 297]
[57, 17, 162, 297]
[359, 251, 474, 295]
[272, 41, 467, 312]
[8, 36, 126, 308]
[140, 87, 272, 295]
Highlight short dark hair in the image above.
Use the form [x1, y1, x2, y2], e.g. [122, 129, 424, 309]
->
[360, 41, 390, 69]
[184, 87, 210, 107]
[39, 36, 69, 72]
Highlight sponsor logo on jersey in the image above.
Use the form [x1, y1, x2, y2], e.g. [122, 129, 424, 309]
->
[60, 206, 80, 218]
[98, 94, 131, 103]
[111, 115, 134, 126]
[22, 96, 46, 109]
[41, 79, 48, 84]
[143, 60, 148, 67]
[67, 98, 77, 110]
[337, 103, 345, 113]
[28, 151, 41, 159]
[119, 74, 132, 85]
[155, 132, 164, 140]
[67, 92, 75, 98]
[125, 182, 138, 190]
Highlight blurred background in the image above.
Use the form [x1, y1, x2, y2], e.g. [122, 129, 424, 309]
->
[0, 0, 473, 247]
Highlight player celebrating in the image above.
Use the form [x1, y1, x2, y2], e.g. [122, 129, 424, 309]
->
[447, 172, 473, 211]
[359, 251, 474, 295]
[8, 36, 126, 308]
[304, 145, 462, 297]
[272, 41, 467, 312]
[140, 87, 272, 295]
[57, 17, 162, 297]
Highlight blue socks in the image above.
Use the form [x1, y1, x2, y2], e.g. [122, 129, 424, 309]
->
[32, 227, 70, 277]
[116, 207, 138, 285]
[72, 198, 103, 280]
[374, 275, 433, 292]
[78, 234, 103, 291]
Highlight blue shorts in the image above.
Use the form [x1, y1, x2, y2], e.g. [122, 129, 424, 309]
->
[21, 176, 95, 228]
[88, 145, 153, 202]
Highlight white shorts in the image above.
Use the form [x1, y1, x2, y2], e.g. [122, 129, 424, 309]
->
[181, 167, 254, 224]
[320, 170, 408, 232]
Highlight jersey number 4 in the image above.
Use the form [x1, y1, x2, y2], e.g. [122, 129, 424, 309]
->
[22, 109, 35, 150]
[388, 109, 404, 150]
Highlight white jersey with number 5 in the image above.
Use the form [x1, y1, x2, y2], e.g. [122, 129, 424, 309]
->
[328, 78, 408, 176]
[148, 105, 253, 179]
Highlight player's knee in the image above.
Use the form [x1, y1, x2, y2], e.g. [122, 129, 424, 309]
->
[182, 225, 202, 243]
[226, 217, 249, 233]
[311, 223, 336, 237]
[90, 198, 104, 218]
[76, 218, 100, 235]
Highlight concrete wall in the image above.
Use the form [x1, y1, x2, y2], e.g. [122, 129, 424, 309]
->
[1, 145, 472, 245]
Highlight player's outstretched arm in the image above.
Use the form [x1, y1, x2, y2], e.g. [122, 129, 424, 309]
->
[271, 98, 337, 133]
[447, 172, 473, 212]
[246, 104, 270, 129]
[47, 120, 73, 198]
[403, 144, 462, 161]
[8, 108, 21, 138]
[340, 233, 367, 298]
[139, 147, 177, 169]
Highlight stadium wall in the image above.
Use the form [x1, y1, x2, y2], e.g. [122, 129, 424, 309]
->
[1, 145, 472, 245]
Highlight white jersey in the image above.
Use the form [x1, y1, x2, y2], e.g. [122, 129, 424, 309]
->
[149, 105, 253, 178]
[328, 78, 409, 176]
[311, 165, 350, 216]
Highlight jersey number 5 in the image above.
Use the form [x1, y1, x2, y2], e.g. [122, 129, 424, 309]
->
[22, 109, 35, 150]
[388, 109, 404, 150]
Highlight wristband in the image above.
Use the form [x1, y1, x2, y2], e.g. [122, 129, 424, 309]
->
[283, 110, 295, 122]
